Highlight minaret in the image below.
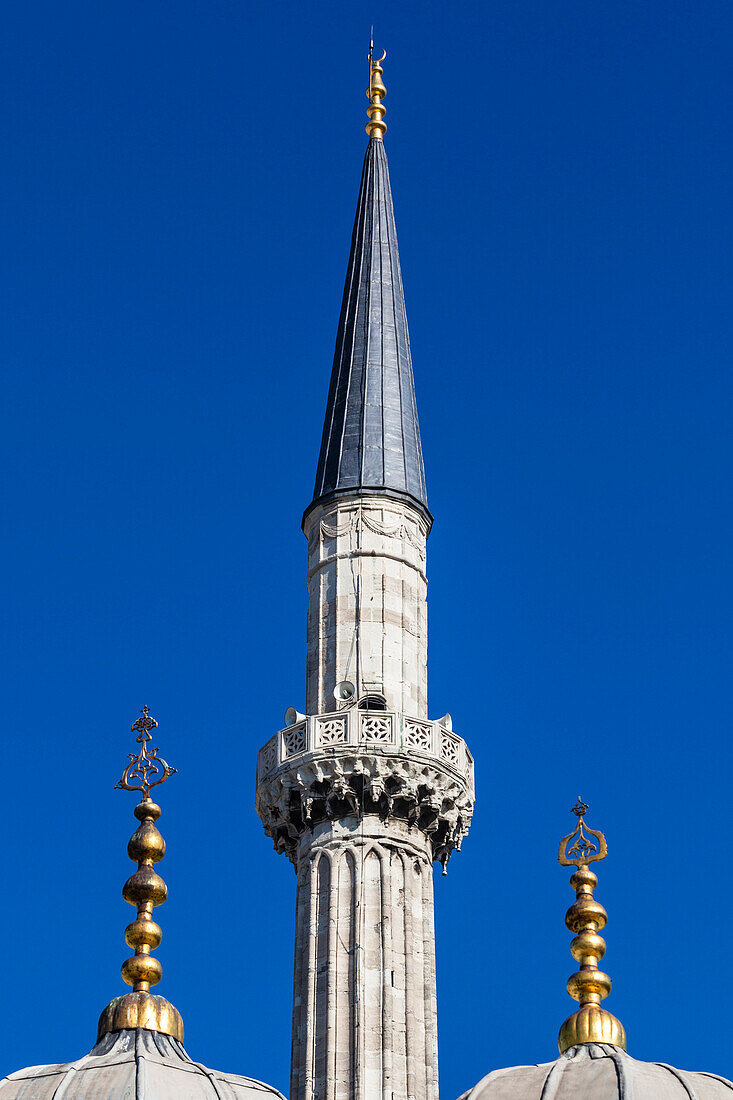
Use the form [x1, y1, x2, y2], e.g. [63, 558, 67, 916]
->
[256, 48, 474, 1100]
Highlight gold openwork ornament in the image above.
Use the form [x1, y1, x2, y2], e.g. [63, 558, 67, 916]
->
[558, 796, 608, 867]
[116, 705, 177, 798]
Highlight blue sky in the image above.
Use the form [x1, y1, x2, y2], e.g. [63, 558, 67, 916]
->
[2, 2, 732, 1097]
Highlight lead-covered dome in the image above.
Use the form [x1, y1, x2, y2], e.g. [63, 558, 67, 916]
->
[0, 1029, 284, 1099]
[459, 1043, 733, 1099]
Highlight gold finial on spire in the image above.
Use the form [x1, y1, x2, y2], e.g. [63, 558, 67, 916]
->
[557, 798, 626, 1054]
[97, 707, 183, 1043]
[366, 33, 387, 139]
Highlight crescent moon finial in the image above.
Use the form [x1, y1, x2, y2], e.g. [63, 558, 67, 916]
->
[366, 41, 387, 139]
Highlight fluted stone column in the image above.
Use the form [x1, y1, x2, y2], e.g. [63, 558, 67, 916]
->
[291, 816, 436, 1100]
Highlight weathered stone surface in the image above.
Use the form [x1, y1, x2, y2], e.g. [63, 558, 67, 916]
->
[259, 485, 474, 1100]
[303, 498, 429, 717]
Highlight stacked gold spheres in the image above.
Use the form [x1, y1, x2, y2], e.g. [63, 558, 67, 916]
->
[122, 799, 167, 989]
[366, 51, 387, 138]
[558, 864, 626, 1053]
[97, 796, 183, 1042]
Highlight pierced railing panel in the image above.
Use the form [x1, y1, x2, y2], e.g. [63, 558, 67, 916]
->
[258, 708, 473, 791]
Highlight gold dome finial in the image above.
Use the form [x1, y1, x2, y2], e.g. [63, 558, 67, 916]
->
[557, 798, 626, 1054]
[97, 706, 184, 1043]
[366, 33, 387, 139]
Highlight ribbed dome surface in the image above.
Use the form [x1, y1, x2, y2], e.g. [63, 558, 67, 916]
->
[459, 1043, 733, 1100]
[0, 1029, 284, 1099]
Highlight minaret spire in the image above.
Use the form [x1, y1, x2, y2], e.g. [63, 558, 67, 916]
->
[306, 44, 430, 532]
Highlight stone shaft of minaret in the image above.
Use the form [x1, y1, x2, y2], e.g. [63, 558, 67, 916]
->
[256, 94, 474, 1100]
[303, 494, 429, 717]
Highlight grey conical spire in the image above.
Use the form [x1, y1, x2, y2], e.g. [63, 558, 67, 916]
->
[306, 134, 430, 527]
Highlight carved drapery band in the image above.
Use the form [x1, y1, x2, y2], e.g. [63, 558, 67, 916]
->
[256, 750, 473, 873]
[317, 503, 428, 560]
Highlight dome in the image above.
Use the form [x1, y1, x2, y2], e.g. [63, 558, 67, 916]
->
[459, 805, 733, 1100]
[0, 710, 283, 1100]
[459, 1042, 733, 1099]
[0, 1028, 285, 1099]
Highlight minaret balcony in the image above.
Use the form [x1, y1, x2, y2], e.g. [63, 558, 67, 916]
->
[256, 708, 474, 795]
